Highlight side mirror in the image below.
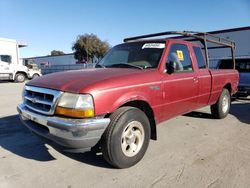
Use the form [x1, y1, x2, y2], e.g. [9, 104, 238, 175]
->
[166, 61, 175, 74]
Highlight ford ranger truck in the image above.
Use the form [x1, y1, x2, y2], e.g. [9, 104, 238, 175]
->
[17, 31, 239, 168]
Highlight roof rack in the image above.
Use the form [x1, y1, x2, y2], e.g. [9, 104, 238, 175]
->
[124, 31, 236, 68]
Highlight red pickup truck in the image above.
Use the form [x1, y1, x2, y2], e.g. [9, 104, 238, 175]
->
[17, 31, 239, 168]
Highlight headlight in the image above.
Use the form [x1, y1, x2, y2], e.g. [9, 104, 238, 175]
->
[55, 93, 94, 118]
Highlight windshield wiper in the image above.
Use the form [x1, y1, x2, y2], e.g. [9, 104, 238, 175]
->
[106, 63, 143, 70]
[95, 64, 105, 68]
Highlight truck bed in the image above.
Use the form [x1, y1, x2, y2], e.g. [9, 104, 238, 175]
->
[209, 69, 239, 105]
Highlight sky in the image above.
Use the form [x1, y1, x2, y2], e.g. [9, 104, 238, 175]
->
[0, 0, 249, 58]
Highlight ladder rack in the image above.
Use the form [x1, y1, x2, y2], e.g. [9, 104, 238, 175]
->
[124, 31, 236, 68]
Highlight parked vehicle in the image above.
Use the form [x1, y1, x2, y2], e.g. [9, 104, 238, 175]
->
[17, 31, 239, 168]
[0, 38, 42, 82]
[217, 57, 250, 97]
[23, 59, 42, 80]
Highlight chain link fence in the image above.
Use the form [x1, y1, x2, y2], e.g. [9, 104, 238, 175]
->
[41, 63, 96, 75]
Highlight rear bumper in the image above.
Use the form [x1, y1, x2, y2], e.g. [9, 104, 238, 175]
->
[17, 103, 110, 152]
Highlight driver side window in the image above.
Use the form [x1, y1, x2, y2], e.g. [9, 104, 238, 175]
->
[0, 55, 12, 64]
[166, 44, 193, 73]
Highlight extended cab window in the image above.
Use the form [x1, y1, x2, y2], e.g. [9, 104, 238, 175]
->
[166, 44, 193, 73]
[193, 46, 206, 69]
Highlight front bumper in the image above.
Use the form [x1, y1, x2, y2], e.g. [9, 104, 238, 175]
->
[17, 103, 110, 152]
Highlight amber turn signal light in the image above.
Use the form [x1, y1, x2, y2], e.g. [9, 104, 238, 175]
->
[55, 106, 94, 118]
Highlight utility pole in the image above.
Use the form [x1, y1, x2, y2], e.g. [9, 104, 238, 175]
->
[86, 38, 88, 63]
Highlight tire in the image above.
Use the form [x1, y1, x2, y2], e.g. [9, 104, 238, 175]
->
[101, 107, 151, 169]
[210, 89, 231, 119]
[15, 73, 26, 83]
[32, 74, 40, 79]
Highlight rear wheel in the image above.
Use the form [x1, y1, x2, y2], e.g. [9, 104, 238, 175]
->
[211, 89, 231, 119]
[101, 107, 150, 168]
[32, 74, 40, 79]
[15, 73, 26, 83]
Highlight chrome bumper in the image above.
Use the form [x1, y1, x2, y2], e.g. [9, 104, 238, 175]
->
[17, 103, 110, 152]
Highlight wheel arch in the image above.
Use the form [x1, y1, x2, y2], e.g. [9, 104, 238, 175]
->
[223, 83, 232, 94]
[121, 100, 157, 140]
[15, 71, 28, 78]
[104, 99, 157, 140]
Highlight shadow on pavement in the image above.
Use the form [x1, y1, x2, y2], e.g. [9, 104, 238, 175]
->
[0, 80, 16, 83]
[230, 100, 250, 124]
[184, 111, 214, 119]
[0, 81, 10, 84]
[0, 114, 112, 168]
[57, 148, 113, 169]
[0, 114, 55, 161]
[184, 100, 250, 124]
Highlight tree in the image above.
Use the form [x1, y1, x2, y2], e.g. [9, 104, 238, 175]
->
[72, 33, 110, 62]
[51, 50, 65, 56]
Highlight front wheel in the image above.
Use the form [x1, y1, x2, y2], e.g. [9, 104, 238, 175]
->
[101, 107, 151, 168]
[15, 73, 26, 83]
[211, 89, 231, 119]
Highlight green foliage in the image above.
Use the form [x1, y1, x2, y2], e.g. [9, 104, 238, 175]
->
[51, 50, 65, 56]
[72, 33, 110, 61]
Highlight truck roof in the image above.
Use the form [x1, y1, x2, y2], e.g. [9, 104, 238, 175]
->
[0, 38, 27, 48]
[124, 38, 201, 47]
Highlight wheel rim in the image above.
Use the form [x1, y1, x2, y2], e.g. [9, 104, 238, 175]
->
[121, 121, 145, 157]
[17, 75, 25, 82]
[222, 95, 229, 113]
[33, 74, 39, 79]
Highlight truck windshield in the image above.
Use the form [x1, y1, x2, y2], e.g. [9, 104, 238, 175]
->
[97, 42, 165, 69]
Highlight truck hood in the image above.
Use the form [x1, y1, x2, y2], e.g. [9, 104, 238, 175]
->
[27, 68, 148, 93]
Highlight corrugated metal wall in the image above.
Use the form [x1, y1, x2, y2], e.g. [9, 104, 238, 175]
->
[209, 29, 250, 58]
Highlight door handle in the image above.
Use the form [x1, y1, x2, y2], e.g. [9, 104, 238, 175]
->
[193, 77, 199, 83]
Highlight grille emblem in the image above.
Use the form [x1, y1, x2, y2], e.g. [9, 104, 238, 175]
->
[31, 98, 37, 103]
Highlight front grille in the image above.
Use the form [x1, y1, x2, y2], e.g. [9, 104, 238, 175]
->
[23, 86, 62, 115]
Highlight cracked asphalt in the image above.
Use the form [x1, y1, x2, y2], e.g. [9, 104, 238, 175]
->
[0, 82, 250, 188]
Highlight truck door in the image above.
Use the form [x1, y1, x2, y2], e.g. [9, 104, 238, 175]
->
[0, 55, 12, 78]
[191, 46, 212, 107]
[161, 42, 199, 119]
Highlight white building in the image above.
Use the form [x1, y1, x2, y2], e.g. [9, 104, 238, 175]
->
[26, 53, 100, 67]
[27, 53, 77, 66]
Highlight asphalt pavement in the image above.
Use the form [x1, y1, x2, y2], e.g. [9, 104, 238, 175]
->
[0, 81, 250, 188]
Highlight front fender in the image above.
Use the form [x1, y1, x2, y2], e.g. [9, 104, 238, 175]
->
[93, 89, 153, 116]
[110, 91, 151, 113]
